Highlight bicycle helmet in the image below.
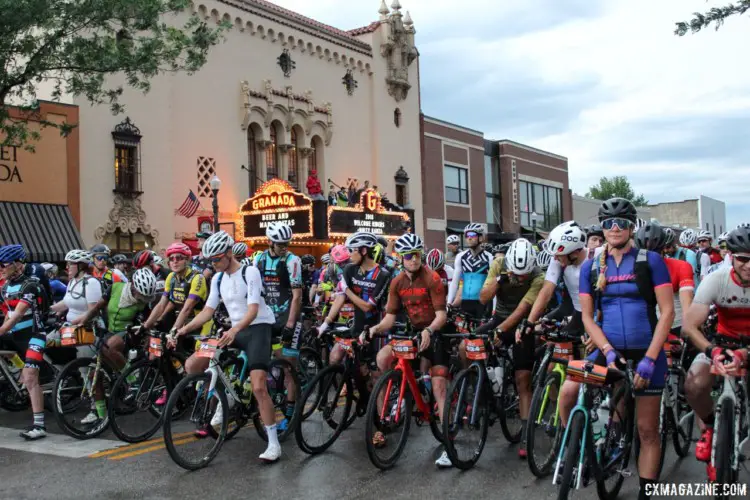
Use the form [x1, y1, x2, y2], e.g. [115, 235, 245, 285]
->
[321, 253, 331, 265]
[330, 245, 350, 264]
[202, 231, 234, 259]
[597, 197, 638, 223]
[132, 268, 157, 297]
[112, 254, 130, 264]
[585, 224, 604, 239]
[679, 228, 697, 247]
[240, 257, 254, 266]
[133, 249, 154, 269]
[536, 250, 552, 270]
[635, 222, 667, 252]
[446, 235, 460, 245]
[65, 249, 91, 264]
[232, 242, 248, 258]
[266, 222, 293, 243]
[505, 238, 535, 275]
[90, 244, 110, 256]
[166, 242, 192, 258]
[344, 232, 379, 250]
[426, 248, 445, 271]
[394, 233, 424, 254]
[152, 255, 165, 267]
[717, 231, 730, 244]
[726, 227, 750, 254]
[736, 223, 750, 230]
[696, 230, 712, 242]
[635, 218, 648, 231]
[463, 223, 484, 235]
[301, 254, 316, 266]
[0, 245, 26, 263]
[376, 236, 389, 247]
[547, 221, 586, 256]
[373, 244, 385, 264]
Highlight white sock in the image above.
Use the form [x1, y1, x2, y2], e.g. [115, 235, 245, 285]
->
[265, 424, 280, 447]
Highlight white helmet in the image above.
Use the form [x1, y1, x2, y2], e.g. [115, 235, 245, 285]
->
[635, 218, 648, 231]
[202, 231, 234, 258]
[505, 238, 535, 275]
[446, 235, 460, 245]
[394, 233, 424, 254]
[736, 223, 750, 230]
[547, 221, 586, 256]
[463, 223, 484, 236]
[240, 257, 253, 266]
[132, 268, 157, 297]
[345, 232, 379, 250]
[321, 253, 331, 264]
[679, 228, 697, 247]
[152, 255, 165, 267]
[536, 250, 552, 270]
[65, 249, 92, 264]
[232, 242, 248, 257]
[266, 222, 293, 243]
[697, 230, 713, 242]
[41, 263, 59, 276]
[718, 231, 730, 244]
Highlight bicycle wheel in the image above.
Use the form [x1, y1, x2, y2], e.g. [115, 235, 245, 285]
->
[0, 381, 29, 411]
[557, 411, 585, 500]
[672, 369, 694, 458]
[253, 358, 302, 443]
[527, 371, 563, 477]
[364, 368, 412, 470]
[294, 364, 353, 454]
[714, 399, 737, 496]
[498, 371, 523, 443]
[52, 357, 113, 439]
[298, 347, 324, 419]
[596, 384, 635, 500]
[163, 373, 226, 471]
[108, 359, 167, 443]
[442, 366, 489, 470]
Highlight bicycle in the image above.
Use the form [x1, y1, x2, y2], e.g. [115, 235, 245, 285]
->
[553, 357, 637, 500]
[526, 319, 582, 478]
[294, 326, 371, 454]
[162, 332, 301, 470]
[364, 329, 444, 470]
[107, 329, 190, 443]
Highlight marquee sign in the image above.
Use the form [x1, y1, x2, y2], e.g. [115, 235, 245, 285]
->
[328, 188, 410, 238]
[238, 179, 313, 241]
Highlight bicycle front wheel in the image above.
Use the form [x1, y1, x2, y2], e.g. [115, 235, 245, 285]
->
[714, 399, 737, 496]
[442, 366, 489, 470]
[672, 369, 694, 457]
[108, 359, 167, 443]
[527, 371, 563, 477]
[557, 411, 585, 500]
[52, 357, 113, 439]
[364, 368, 412, 470]
[596, 384, 635, 500]
[498, 370, 523, 443]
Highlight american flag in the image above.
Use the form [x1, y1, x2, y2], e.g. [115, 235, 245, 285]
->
[178, 190, 201, 218]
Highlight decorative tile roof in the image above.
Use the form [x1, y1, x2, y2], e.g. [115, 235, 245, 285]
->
[347, 21, 381, 36]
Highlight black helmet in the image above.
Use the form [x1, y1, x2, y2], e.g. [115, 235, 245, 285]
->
[301, 254, 315, 266]
[376, 236, 388, 247]
[112, 254, 130, 264]
[635, 222, 666, 252]
[597, 197, 638, 223]
[90, 244, 111, 256]
[726, 227, 750, 254]
[585, 224, 604, 238]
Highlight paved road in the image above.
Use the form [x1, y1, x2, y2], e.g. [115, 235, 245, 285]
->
[2, 408, 746, 500]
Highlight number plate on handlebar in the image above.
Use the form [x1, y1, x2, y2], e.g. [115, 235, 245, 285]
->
[336, 337, 355, 356]
[391, 340, 416, 359]
[566, 359, 607, 386]
[455, 318, 469, 334]
[60, 325, 95, 346]
[196, 338, 220, 359]
[553, 342, 574, 356]
[148, 336, 163, 357]
[465, 339, 487, 360]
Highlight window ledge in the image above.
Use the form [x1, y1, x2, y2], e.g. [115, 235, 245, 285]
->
[446, 201, 470, 208]
[113, 188, 143, 198]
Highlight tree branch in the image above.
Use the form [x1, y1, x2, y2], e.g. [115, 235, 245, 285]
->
[675, 1, 750, 35]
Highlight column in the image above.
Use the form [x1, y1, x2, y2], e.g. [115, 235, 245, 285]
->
[256, 140, 271, 183]
[278, 144, 293, 184]
[298, 147, 313, 195]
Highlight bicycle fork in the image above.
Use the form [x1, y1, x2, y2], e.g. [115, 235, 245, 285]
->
[553, 391, 589, 490]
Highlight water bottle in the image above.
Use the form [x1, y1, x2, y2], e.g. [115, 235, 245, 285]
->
[124, 349, 139, 384]
[242, 380, 253, 404]
[487, 366, 501, 396]
[494, 364, 504, 389]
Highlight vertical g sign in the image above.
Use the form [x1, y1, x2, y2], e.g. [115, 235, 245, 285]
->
[365, 190, 380, 212]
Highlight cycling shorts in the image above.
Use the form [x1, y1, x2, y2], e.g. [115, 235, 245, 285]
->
[587, 348, 666, 396]
[475, 313, 536, 371]
[231, 323, 272, 372]
[0, 329, 46, 370]
[272, 311, 303, 358]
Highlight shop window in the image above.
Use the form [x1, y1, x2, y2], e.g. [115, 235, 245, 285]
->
[289, 128, 299, 188]
[266, 126, 278, 180]
[246, 127, 258, 194]
[519, 180, 562, 230]
[111, 117, 142, 197]
[444, 165, 468, 205]
[196, 156, 217, 198]
[103, 229, 154, 254]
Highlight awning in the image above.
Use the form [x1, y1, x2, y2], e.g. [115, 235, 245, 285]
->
[520, 226, 550, 239]
[0, 202, 85, 262]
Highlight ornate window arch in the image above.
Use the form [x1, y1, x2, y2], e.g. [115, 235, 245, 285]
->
[266, 123, 279, 180]
[289, 128, 299, 188]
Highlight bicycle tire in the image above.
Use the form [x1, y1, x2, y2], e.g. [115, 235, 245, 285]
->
[163, 372, 227, 470]
[672, 369, 694, 458]
[253, 358, 301, 443]
[52, 357, 113, 439]
[0, 383, 30, 412]
[206, 357, 249, 442]
[298, 347, 324, 420]
[596, 384, 635, 500]
[364, 368, 412, 470]
[108, 358, 166, 443]
[442, 366, 489, 470]
[714, 399, 736, 496]
[527, 371, 563, 478]
[557, 411, 585, 500]
[294, 364, 353, 454]
[498, 372, 523, 444]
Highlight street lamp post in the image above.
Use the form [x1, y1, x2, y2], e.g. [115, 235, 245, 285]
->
[210, 175, 222, 232]
[531, 211, 542, 241]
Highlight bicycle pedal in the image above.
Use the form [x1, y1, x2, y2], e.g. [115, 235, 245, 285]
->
[616, 468, 633, 478]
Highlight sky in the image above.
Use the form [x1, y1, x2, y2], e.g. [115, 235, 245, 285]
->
[270, 0, 750, 228]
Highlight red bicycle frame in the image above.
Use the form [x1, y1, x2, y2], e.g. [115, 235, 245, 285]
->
[380, 341, 431, 423]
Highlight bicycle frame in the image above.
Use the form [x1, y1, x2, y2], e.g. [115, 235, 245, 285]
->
[553, 379, 594, 489]
[535, 362, 567, 428]
[711, 371, 749, 472]
[205, 350, 248, 408]
[661, 340, 694, 435]
[383, 356, 431, 423]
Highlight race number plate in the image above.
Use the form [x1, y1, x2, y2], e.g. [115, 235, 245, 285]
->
[149, 336, 163, 357]
[336, 337, 355, 356]
[465, 339, 487, 360]
[196, 338, 220, 359]
[391, 340, 416, 359]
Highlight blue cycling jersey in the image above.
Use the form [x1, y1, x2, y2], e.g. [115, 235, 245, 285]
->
[448, 249, 493, 303]
[580, 248, 671, 350]
[672, 247, 698, 284]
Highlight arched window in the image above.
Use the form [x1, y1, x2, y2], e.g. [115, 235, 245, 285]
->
[266, 126, 278, 180]
[394, 108, 401, 127]
[309, 142, 317, 174]
[288, 128, 299, 188]
[247, 127, 257, 193]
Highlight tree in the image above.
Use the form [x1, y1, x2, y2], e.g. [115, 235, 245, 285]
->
[675, 1, 750, 36]
[586, 176, 649, 206]
[1, 0, 229, 150]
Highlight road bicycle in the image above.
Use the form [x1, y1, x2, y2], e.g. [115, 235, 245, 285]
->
[163, 333, 301, 470]
[553, 358, 637, 500]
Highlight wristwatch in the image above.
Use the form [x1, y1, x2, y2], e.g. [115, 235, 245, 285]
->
[424, 327, 434, 336]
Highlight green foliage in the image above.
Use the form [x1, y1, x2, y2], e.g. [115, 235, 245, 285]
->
[0, 0, 230, 150]
[675, 1, 750, 36]
[586, 176, 649, 206]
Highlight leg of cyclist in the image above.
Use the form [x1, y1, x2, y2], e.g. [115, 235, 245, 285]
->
[684, 354, 715, 470]
[431, 335, 452, 468]
[512, 329, 536, 458]
[370, 344, 395, 448]
[21, 331, 45, 439]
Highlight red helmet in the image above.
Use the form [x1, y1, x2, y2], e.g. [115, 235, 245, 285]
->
[133, 249, 154, 269]
[426, 248, 445, 271]
[166, 242, 192, 258]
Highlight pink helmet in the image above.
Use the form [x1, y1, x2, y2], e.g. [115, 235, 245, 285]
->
[166, 242, 192, 258]
[330, 245, 350, 265]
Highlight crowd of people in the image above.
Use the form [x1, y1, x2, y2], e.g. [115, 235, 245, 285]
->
[1, 196, 748, 499]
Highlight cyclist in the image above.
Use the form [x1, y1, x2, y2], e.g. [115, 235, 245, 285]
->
[111, 254, 131, 278]
[50, 250, 102, 327]
[90, 244, 127, 292]
[536, 249, 552, 271]
[315, 245, 353, 329]
[492, 243, 510, 259]
[426, 248, 453, 292]
[362, 233, 450, 466]
[445, 234, 461, 267]
[447, 223, 494, 318]
[300, 254, 318, 310]
[478, 238, 545, 458]
[232, 242, 249, 260]
[0, 245, 48, 440]
[682, 226, 750, 482]
[41, 263, 67, 303]
[173, 231, 281, 462]
[667, 229, 700, 284]
[584, 224, 605, 259]
[133, 250, 171, 282]
[254, 222, 303, 431]
[695, 230, 720, 280]
[563, 197, 674, 500]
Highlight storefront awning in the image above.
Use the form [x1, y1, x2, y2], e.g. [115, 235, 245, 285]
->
[0, 202, 85, 262]
[520, 226, 550, 240]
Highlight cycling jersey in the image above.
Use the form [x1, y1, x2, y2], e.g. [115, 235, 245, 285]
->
[254, 251, 303, 317]
[579, 248, 672, 350]
[484, 255, 544, 318]
[63, 275, 102, 323]
[385, 265, 446, 330]
[663, 257, 695, 329]
[91, 267, 127, 298]
[164, 269, 211, 334]
[206, 265, 275, 327]
[693, 266, 750, 340]
[672, 247, 699, 284]
[104, 282, 147, 333]
[447, 249, 493, 304]
[342, 263, 391, 332]
[0, 275, 46, 369]
[435, 265, 454, 293]
[544, 258, 583, 312]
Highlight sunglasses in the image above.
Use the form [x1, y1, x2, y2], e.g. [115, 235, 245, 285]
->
[169, 255, 187, 262]
[601, 218, 634, 231]
[94, 255, 107, 261]
[719, 243, 728, 250]
[465, 232, 479, 238]
[273, 242, 289, 249]
[209, 252, 227, 263]
[734, 254, 750, 264]
[0, 262, 15, 269]
[697, 239, 710, 244]
[400, 251, 422, 261]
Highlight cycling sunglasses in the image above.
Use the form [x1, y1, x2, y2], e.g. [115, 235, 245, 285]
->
[601, 218, 634, 231]
[719, 243, 728, 250]
[168, 255, 187, 262]
[209, 252, 228, 263]
[94, 255, 108, 261]
[734, 254, 750, 264]
[465, 231, 479, 238]
[697, 238, 711, 244]
[400, 251, 422, 261]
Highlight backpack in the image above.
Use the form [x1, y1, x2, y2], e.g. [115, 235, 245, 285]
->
[24, 263, 52, 313]
[589, 249, 658, 331]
